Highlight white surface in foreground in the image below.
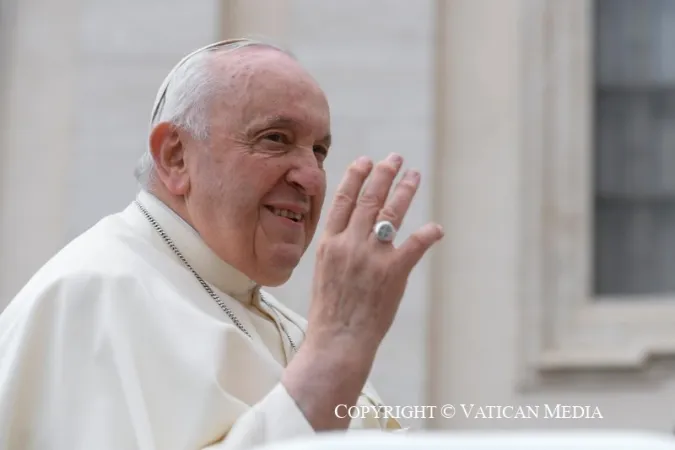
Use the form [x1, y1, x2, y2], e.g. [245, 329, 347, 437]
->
[255, 430, 675, 450]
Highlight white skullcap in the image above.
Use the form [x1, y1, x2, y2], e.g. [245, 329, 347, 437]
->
[149, 38, 259, 125]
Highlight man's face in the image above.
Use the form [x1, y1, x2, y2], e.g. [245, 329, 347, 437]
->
[182, 48, 331, 286]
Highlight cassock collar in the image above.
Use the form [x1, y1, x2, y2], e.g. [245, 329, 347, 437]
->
[130, 189, 259, 304]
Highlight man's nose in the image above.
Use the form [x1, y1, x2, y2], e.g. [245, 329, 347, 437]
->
[286, 149, 325, 196]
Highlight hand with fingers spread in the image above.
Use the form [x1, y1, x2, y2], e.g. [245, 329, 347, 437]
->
[282, 153, 444, 431]
[309, 153, 444, 352]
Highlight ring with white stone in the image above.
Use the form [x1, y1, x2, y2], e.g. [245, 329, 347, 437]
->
[373, 220, 397, 243]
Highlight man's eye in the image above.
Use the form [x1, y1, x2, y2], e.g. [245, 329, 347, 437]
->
[264, 133, 287, 143]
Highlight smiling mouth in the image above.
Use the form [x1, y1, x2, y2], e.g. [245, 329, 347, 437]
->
[265, 206, 304, 223]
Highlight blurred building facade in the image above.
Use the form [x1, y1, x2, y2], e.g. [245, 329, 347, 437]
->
[2, 0, 675, 432]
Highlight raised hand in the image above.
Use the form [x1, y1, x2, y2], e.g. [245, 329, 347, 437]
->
[282, 153, 443, 431]
[306, 153, 444, 357]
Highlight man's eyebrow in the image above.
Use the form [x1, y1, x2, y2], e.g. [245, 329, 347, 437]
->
[249, 115, 298, 130]
[246, 115, 332, 146]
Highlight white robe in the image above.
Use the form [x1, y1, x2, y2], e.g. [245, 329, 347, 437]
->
[0, 190, 400, 450]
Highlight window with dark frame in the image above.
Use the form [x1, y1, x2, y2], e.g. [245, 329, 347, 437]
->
[594, 0, 675, 297]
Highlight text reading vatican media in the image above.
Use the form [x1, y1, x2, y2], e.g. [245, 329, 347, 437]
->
[334, 404, 603, 421]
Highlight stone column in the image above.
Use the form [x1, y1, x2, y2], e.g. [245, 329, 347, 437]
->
[0, 0, 79, 308]
[426, 0, 525, 429]
[0, 0, 222, 308]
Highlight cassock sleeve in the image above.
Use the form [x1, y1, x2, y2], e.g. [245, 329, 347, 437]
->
[0, 271, 314, 450]
[205, 383, 313, 449]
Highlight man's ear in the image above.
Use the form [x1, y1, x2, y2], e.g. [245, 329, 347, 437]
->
[149, 122, 190, 195]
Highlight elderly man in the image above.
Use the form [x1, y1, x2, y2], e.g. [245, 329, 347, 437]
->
[0, 39, 443, 449]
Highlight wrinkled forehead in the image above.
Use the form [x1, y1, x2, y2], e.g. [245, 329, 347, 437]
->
[211, 49, 331, 134]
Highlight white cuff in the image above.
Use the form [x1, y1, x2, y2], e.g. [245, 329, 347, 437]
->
[212, 383, 315, 450]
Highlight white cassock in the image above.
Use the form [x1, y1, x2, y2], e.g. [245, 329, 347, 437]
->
[0, 190, 401, 450]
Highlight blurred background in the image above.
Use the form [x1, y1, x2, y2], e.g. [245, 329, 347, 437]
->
[2, 0, 675, 433]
